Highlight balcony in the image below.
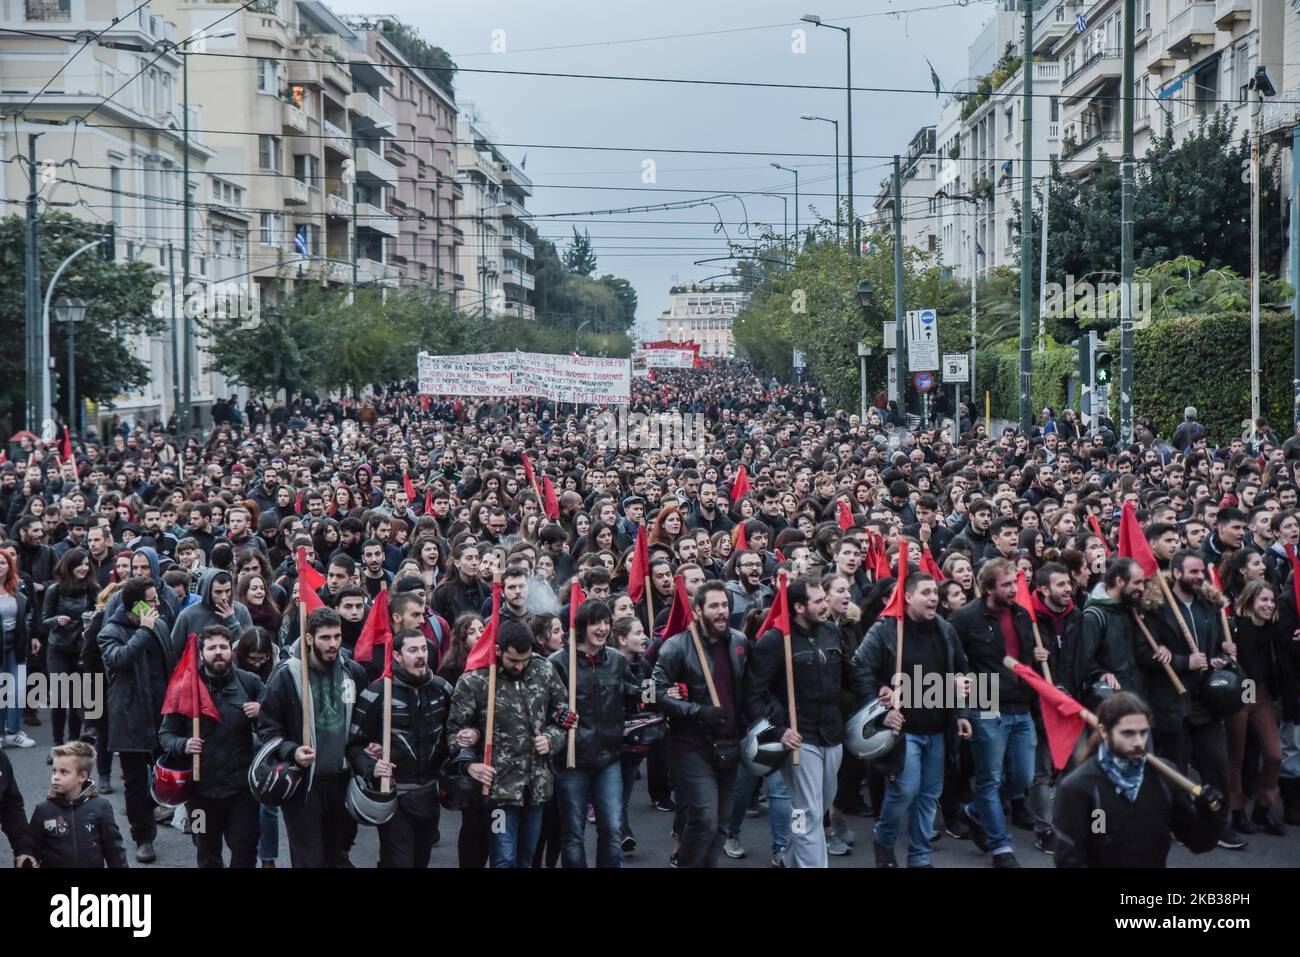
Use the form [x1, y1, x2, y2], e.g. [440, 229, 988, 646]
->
[453, 273, 466, 287]
[1033, 61, 1060, 83]
[1062, 128, 1120, 159]
[283, 102, 307, 134]
[358, 202, 398, 238]
[1214, 0, 1250, 29]
[355, 146, 396, 186]
[285, 177, 309, 205]
[384, 140, 407, 167]
[495, 198, 531, 222]
[348, 91, 395, 134]
[322, 120, 350, 156]
[358, 258, 400, 285]
[503, 232, 534, 259]
[500, 301, 536, 321]
[1061, 48, 1121, 103]
[325, 260, 351, 283]
[1033, 13, 1070, 55]
[502, 267, 535, 291]
[1146, 32, 1175, 74]
[1167, 2, 1217, 57]
[326, 191, 350, 218]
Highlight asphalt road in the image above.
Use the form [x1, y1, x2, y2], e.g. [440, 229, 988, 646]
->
[5, 717, 1296, 868]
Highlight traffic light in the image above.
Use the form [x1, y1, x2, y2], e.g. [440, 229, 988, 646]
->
[1072, 336, 1092, 384]
[50, 369, 61, 405]
[99, 223, 115, 261]
[1094, 344, 1113, 386]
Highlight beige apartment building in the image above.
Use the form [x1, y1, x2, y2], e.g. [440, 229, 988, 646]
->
[657, 283, 747, 358]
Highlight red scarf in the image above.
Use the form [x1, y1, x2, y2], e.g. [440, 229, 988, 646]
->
[1031, 591, 1073, 633]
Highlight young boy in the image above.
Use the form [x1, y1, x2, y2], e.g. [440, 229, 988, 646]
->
[29, 742, 127, 868]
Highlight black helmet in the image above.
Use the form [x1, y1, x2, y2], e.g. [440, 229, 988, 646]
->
[249, 736, 305, 808]
[1087, 680, 1116, 708]
[1201, 667, 1245, 719]
[346, 774, 398, 826]
[741, 718, 787, 776]
[623, 714, 666, 755]
[439, 746, 479, 811]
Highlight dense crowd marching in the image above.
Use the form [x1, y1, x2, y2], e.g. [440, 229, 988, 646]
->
[0, 359, 1297, 870]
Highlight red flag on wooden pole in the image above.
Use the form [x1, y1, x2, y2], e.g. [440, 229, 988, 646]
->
[352, 590, 392, 664]
[1015, 568, 1037, 622]
[879, 540, 911, 619]
[1087, 513, 1111, 555]
[1116, 502, 1158, 577]
[1008, 660, 1089, 770]
[730, 464, 751, 503]
[464, 579, 503, 673]
[542, 475, 561, 520]
[837, 499, 855, 531]
[626, 524, 650, 603]
[919, 546, 945, 581]
[296, 547, 325, 613]
[403, 471, 416, 503]
[162, 633, 220, 721]
[661, 575, 693, 638]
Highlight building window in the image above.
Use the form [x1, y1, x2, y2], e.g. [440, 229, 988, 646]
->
[257, 58, 280, 94]
[259, 212, 283, 247]
[294, 153, 319, 185]
[110, 166, 122, 224]
[258, 134, 281, 171]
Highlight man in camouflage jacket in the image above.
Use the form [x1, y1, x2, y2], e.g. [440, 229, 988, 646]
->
[448, 620, 571, 868]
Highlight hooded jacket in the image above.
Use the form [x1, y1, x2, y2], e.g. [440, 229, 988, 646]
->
[98, 606, 177, 753]
[169, 568, 253, 659]
[29, 781, 126, 868]
[1077, 583, 1145, 703]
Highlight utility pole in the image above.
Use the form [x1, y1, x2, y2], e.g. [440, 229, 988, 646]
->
[802, 17, 855, 254]
[1250, 89, 1262, 430]
[1038, 175, 1049, 352]
[893, 155, 906, 414]
[181, 45, 192, 441]
[1018, 0, 1034, 434]
[970, 204, 978, 408]
[169, 244, 182, 428]
[1119, 0, 1136, 444]
[1293, 125, 1300, 433]
[25, 133, 42, 433]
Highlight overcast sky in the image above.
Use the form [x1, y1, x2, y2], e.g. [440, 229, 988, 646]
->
[353, 0, 997, 337]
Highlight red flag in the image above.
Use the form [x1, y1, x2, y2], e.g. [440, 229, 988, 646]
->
[870, 533, 892, 581]
[757, 574, 790, 637]
[568, 579, 586, 632]
[774, 548, 786, 563]
[296, 546, 325, 613]
[734, 522, 748, 552]
[920, 546, 945, 581]
[419, 394, 430, 412]
[294, 489, 304, 515]
[1010, 661, 1089, 770]
[162, 633, 220, 721]
[423, 484, 434, 515]
[661, 575, 693, 638]
[1287, 546, 1300, 615]
[403, 471, 416, 503]
[541, 475, 560, 521]
[1014, 569, 1037, 623]
[837, 499, 855, 531]
[1116, 501, 1157, 578]
[521, 451, 538, 492]
[352, 590, 392, 664]
[453, 398, 462, 418]
[1207, 564, 1230, 617]
[464, 579, 503, 672]
[1087, 513, 1111, 555]
[59, 426, 73, 465]
[879, 540, 910, 619]
[626, 524, 650, 603]
[730, 464, 751, 504]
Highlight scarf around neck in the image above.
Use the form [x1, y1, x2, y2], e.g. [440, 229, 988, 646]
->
[1098, 741, 1145, 803]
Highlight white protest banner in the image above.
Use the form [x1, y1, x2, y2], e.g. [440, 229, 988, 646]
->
[632, 348, 695, 373]
[418, 351, 630, 405]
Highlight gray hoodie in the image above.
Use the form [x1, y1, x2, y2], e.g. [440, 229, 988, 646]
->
[169, 567, 254, 658]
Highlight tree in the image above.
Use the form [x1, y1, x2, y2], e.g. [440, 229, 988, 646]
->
[0, 213, 165, 427]
[597, 274, 637, 331]
[563, 227, 598, 276]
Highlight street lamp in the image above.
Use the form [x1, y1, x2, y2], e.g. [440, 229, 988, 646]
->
[353, 120, 395, 286]
[54, 296, 85, 435]
[801, 114, 840, 240]
[1249, 66, 1276, 437]
[801, 14, 854, 255]
[856, 278, 873, 308]
[856, 279, 873, 420]
[770, 163, 799, 250]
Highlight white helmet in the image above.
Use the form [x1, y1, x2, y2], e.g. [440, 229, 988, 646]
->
[742, 718, 787, 776]
[843, 699, 900, 761]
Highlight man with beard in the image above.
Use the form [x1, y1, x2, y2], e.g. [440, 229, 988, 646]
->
[158, 625, 265, 868]
[1078, 557, 1147, 705]
[849, 573, 972, 868]
[724, 549, 773, 630]
[1053, 692, 1223, 867]
[687, 481, 734, 536]
[653, 581, 747, 868]
[637, 558, 676, 633]
[257, 608, 368, 868]
[347, 629, 459, 868]
[359, 538, 393, 599]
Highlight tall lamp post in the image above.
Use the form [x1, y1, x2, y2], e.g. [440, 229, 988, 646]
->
[769, 163, 800, 250]
[54, 296, 86, 435]
[800, 114, 839, 240]
[801, 15, 854, 254]
[856, 279, 873, 421]
[1249, 66, 1277, 438]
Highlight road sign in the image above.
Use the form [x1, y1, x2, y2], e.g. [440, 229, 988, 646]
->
[887, 353, 898, 404]
[882, 322, 896, 347]
[856, 341, 871, 357]
[942, 353, 969, 383]
[792, 349, 806, 370]
[914, 371, 935, 393]
[907, 308, 939, 371]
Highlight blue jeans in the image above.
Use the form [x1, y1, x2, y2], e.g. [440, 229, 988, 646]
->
[873, 732, 945, 867]
[489, 805, 544, 868]
[727, 760, 792, 854]
[258, 805, 279, 863]
[1, 644, 20, 735]
[965, 711, 1036, 856]
[555, 762, 624, 868]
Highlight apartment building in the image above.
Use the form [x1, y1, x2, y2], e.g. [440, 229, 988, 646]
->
[657, 284, 747, 358]
[343, 16, 463, 301]
[455, 107, 536, 320]
[0, 0, 241, 427]
[869, 126, 940, 254]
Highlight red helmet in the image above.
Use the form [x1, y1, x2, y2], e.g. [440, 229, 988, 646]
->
[150, 757, 195, 807]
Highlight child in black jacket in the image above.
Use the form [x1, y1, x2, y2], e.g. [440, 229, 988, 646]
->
[29, 741, 126, 868]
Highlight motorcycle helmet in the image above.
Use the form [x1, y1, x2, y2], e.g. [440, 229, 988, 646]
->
[623, 714, 666, 755]
[843, 698, 900, 761]
[1201, 667, 1245, 719]
[249, 736, 305, 807]
[346, 774, 398, 826]
[741, 718, 788, 776]
[439, 746, 480, 811]
[150, 756, 195, 807]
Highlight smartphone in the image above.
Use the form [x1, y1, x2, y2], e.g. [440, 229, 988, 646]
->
[132, 601, 152, 618]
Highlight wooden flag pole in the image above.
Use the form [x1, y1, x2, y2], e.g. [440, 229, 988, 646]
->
[299, 598, 311, 748]
[482, 568, 504, 797]
[1029, 619, 1053, 686]
[644, 575, 655, 637]
[380, 672, 393, 795]
[566, 593, 578, 769]
[192, 713, 201, 781]
[999, 656, 1219, 809]
[777, 571, 800, 765]
[1156, 574, 1202, 657]
[1133, 612, 1189, 696]
[686, 621, 721, 707]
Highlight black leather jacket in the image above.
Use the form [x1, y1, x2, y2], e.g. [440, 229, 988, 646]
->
[549, 645, 639, 769]
[159, 665, 265, 798]
[744, 618, 849, 747]
[347, 664, 453, 786]
[652, 628, 747, 750]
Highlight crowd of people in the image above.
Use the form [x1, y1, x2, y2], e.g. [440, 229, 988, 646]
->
[0, 358, 1296, 870]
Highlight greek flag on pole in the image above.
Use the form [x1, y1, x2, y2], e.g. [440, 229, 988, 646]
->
[1075, 11, 1087, 34]
[294, 225, 308, 256]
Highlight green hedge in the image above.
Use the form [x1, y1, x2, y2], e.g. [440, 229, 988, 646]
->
[1123, 311, 1295, 442]
[976, 340, 1075, 422]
